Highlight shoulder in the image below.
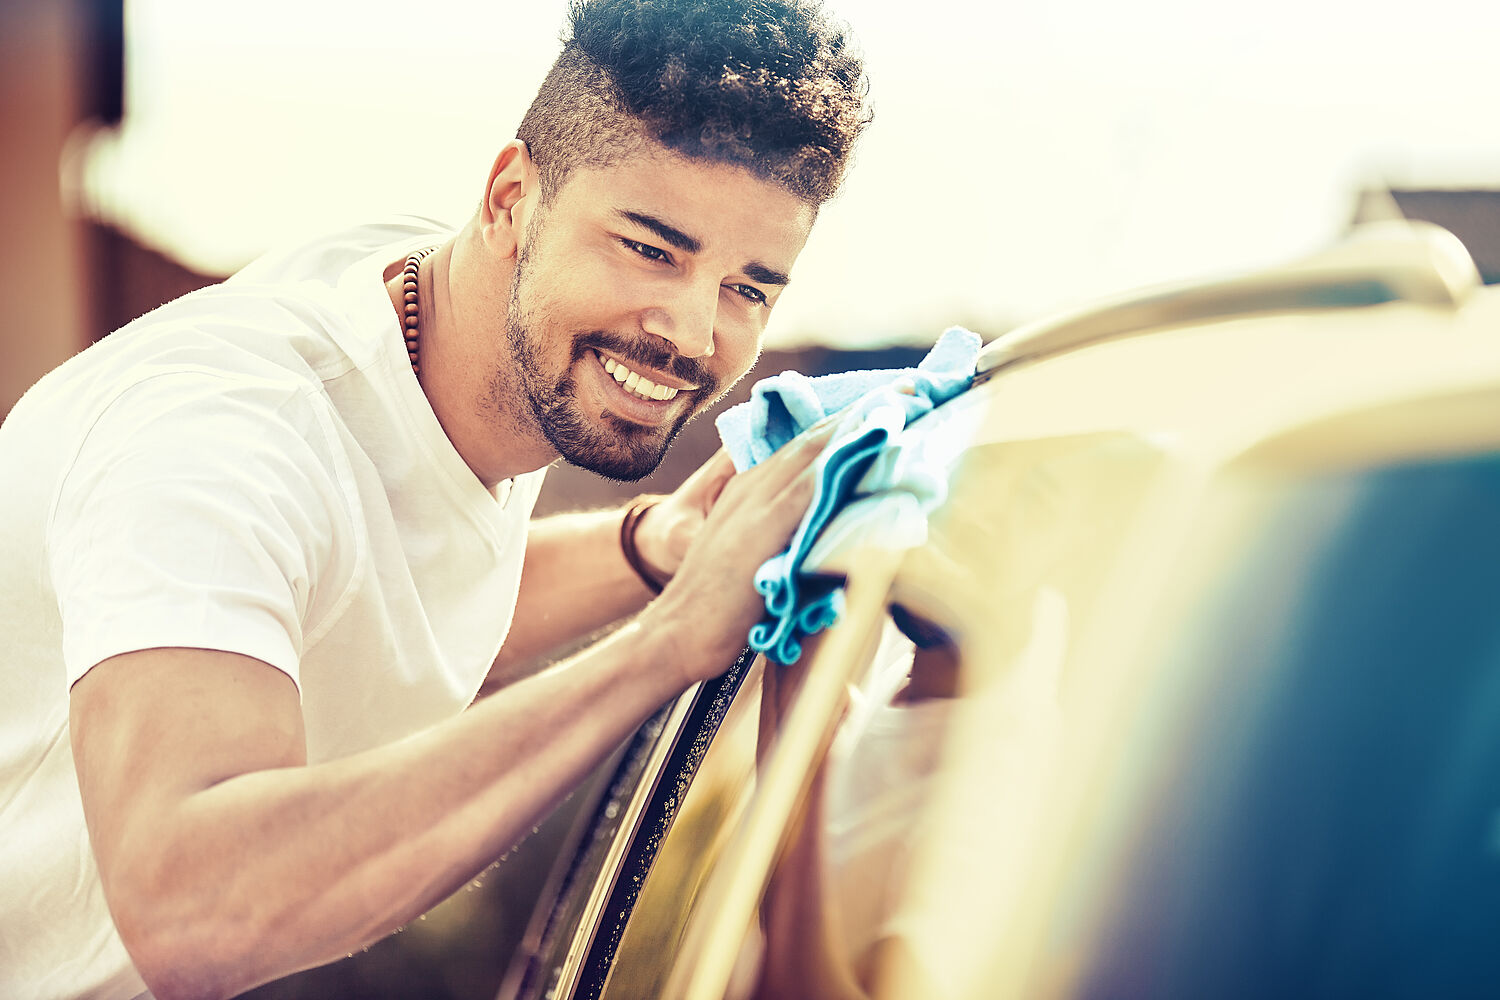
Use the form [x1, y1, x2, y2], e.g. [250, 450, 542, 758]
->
[47, 370, 363, 685]
[65, 366, 353, 513]
[46, 367, 358, 577]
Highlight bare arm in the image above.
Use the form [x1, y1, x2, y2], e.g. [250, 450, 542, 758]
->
[485, 452, 738, 690]
[481, 507, 659, 689]
[71, 425, 833, 1000]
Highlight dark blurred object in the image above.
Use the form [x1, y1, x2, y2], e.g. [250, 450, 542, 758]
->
[79, 219, 222, 341]
[1082, 454, 1500, 999]
[0, 0, 123, 417]
[1353, 186, 1500, 284]
[76, 0, 123, 126]
[1, 0, 217, 419]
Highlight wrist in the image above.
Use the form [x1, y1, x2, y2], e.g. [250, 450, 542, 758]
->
[620, 495, 670, 594]
[635, 591, 741, 688]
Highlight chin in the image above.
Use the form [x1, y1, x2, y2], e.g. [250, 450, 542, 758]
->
[550, 414, 679, 483]
[562, 445, 668, 483]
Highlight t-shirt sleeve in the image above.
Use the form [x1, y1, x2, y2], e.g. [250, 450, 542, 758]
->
[49, 370, 356, 690]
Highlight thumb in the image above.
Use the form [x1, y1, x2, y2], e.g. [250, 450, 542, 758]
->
[676, 448, 739, 514]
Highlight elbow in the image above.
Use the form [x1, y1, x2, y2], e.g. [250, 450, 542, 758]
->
[117, 918, 237, 1000]
[109, 882, 260, 1000]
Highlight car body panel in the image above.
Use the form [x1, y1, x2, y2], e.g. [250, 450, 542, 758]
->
[501, 222, 1500, 1000]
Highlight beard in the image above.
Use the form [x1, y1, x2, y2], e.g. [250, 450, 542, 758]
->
[497, 248, 720, 483]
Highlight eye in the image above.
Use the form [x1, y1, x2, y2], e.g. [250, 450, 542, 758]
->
[621, 238, 669, 263]
[728, 283, 768, 306]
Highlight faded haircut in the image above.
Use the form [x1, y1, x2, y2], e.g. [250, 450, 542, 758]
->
[516, 0, 871, 206]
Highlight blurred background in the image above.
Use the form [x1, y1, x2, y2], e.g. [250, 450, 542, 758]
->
[3, 0, 1499, 995]
[8, 0, 1500, 420]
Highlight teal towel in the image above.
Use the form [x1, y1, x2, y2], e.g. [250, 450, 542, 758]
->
[714, 327, 981, 663]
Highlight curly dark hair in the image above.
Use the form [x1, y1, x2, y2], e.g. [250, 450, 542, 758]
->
[516, 0, 871, 205]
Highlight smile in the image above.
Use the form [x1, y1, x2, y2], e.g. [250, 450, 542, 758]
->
[594, 351, 692, 402]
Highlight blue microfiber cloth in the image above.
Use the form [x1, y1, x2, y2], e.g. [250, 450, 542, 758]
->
[715, 326, 982, 664]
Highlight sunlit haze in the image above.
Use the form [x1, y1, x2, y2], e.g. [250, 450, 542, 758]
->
[86, 0, 1500, 347]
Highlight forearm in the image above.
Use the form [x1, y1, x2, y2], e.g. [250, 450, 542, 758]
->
[82, 426, 832, 999]
[88, 618, 689, 999]
[487, 506, 658, 688]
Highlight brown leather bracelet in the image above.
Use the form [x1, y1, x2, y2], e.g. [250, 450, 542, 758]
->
[620, 494, 669, 594]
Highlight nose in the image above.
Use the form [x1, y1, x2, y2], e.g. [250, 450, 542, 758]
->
[639, 279, 717, 359]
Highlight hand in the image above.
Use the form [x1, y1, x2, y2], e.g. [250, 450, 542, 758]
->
[632, 448, 740, 584]
[643, 421, 838, 684]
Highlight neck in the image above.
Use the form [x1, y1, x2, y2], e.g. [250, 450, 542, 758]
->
[385, 241, 455, 378]
[387, 231, 557, 489]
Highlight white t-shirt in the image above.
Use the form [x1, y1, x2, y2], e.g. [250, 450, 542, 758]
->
[0, 218, 545, 999]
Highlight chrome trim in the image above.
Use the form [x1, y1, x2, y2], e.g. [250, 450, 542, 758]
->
[548, 684, 702, 997]
[975, 221, 1481, 381]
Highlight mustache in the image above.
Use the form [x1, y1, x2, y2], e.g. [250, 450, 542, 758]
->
[572, 331, 719, 392]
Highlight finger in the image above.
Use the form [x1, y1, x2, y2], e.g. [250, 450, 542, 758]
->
[800, 411, 843, 439]
[769, 461, 821, 530]
[733, 419, 837, 499]
[711, 457, 820, 561]
[688, 446, 735, 481]
[683, 421, 836, 557]
[672, 448, 736, 511]
[796, 415, 841, 452]
[762, 421, 837, 495]
[693, 448, 737, 490]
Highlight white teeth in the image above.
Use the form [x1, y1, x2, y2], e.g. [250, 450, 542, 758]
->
[596, 351, 683, 402]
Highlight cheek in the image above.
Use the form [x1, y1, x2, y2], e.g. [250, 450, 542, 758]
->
[586, 246, 661, 305]
[573, 266, 664, 327]
[524, 250, 624, 316]
[713, 323, 763, 386]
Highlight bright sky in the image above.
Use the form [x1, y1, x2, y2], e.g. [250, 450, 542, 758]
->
[87, 0, 1500, 347]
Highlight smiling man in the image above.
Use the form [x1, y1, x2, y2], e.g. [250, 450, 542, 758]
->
[0, 1, 869, 997]
[446, 143, 816, 484]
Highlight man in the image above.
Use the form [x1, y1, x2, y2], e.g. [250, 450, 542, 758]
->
[0, 0, 869, 996]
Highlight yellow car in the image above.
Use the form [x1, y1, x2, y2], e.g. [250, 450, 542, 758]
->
[500, 221, 1500, 1000]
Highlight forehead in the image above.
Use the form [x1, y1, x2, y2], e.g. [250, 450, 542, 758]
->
[547, 147, 817, 263]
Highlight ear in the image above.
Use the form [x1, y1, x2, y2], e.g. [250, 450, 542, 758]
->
[481, 139, 537, 259]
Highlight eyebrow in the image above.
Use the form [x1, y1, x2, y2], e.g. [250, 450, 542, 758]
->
[743, 261, 791, 286]
[616, 209, 791, 287]
[617, 210, 701, 255]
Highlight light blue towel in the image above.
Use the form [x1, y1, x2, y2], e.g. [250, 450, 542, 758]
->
[714, 326, 982, 664]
